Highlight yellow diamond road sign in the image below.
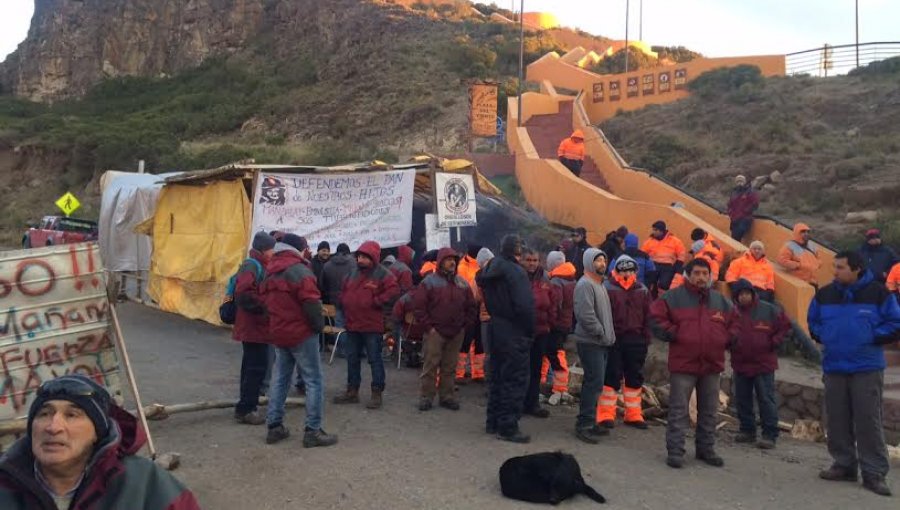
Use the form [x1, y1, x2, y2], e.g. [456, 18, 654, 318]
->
[55, 192, 81, 217]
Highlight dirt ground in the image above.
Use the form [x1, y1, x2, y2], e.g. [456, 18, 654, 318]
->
[118, 303, 899, 509]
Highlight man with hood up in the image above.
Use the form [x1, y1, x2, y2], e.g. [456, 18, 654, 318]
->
[413, 247, 477, 411]
[477, 235, 535, 443]
[259, 234, 337, 447]
[611, 233, 656, 285]
[573, 248, 616, 444]
[0, 375, 201, 510]
[557, 129, 586, 177]
[334, 241, 400, 410]
[778, 223, 822, 287]
[597, 255, 653, 430]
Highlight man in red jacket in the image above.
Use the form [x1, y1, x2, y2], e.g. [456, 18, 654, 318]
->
[335, 241, 400, 409]
[727, 174, 760, 242]
[522, 249, 558, 418]
[598, 255, 653, 430]
[384, 246, 414, 294]
[544, 251, 576, 404]
[413, 247, 477, 411]
[729, 279, 791, 450]
[651, 258, 739, 469]
[259, 234, 337, 447]
[233, 232, 276, 425]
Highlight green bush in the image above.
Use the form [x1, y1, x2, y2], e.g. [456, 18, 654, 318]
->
[590, 47, 657, 74]
[688, 65, 764, 99]
[848, 56, 900, 77]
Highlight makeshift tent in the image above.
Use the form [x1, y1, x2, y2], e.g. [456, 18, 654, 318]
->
[98, 171, 180, 272]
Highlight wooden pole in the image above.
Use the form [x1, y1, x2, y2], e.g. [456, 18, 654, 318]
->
[109, 303, 157, 458]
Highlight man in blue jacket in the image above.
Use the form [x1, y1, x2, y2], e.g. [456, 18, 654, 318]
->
[808, 251, 900, 497]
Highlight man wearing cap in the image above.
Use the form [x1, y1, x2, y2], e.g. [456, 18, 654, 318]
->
[0, 375, 200, 509]
[597, 255, 653, 430]
[859, 229, 897, 284]
[311, 241, 331, 281]
[566, 227, 591, 280]
[726, 240, 776, 302]
[727, 174, 759, 242]
[777, 223, 821, 287]
[259, 234, 337, 447]
[233, 232, 276, 425]
[335, 241, 400, 410]
[557, 130, 586, 177]
[642, 221, 687, 296]
[413, 248, 477, 411]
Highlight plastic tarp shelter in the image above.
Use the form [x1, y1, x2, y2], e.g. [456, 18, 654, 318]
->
[98, 171, 181, 272]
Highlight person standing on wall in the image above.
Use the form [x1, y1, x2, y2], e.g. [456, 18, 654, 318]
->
[650, 258, 739, 469]
[522, 249, 559, 419]
[477, 235, 535, 443]
[809, 251, 900, 497]
[597, 255, 653, 431]
[334, 241, 400, 410]
[413, 248, 477, 411]
[557, 130, 586, 177]
[727, 174, 759, 242]
[642, 221, 687, 297]
[573, 248, 616, 444]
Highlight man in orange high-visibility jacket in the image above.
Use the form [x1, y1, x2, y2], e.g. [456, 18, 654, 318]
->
[457, 245, 486, 383]
[691, 228, 725, 266]
[726, 240, 776, 302]
[887, 262, 900, 297]
[557, 130, 586, 177]
[777, 223, 821, 288]
[642, 221, 687, 296]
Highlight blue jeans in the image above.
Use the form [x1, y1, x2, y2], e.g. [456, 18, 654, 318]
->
[734, 372, 779, 440]
[346, 331, 385, 391]
[576, 342, 609, 428]
[267, 336, 324, 430]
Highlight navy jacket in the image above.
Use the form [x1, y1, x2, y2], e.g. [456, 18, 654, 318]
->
[859, 243, 897, 282]
[807, 271, 900, 374]
[611, 234, 656, 285]
[476, 255, 535, 337]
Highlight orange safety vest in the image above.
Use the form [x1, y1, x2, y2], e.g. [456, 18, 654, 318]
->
[641, 233, 687, 266]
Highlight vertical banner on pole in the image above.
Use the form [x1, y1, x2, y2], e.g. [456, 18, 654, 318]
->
[469, 82, 499, 138]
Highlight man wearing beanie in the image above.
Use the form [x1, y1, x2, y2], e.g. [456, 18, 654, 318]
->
[611, 233, 656, 286]
[726, 240, 776, 303]
[573, 248, 616, 444]
[477, 235, 534, 443]
[642, 221, 686, 297]
[311, 241, 331, 281]
[232, 231, 276, 425]
[0, 375, 200, 509]
[727, 174, 759, 241]
[596, 255, 653, 430]
[544, 251, 576, 405]
[457, 244, 486, 383]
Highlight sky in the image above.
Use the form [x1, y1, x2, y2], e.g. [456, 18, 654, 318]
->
[1, 0, 898, 61]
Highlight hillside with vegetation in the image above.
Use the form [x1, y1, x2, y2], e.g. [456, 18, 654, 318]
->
[601, 61, 900, 249]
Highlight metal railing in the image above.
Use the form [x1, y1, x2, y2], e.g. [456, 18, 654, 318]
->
[786, 41, 900, 77]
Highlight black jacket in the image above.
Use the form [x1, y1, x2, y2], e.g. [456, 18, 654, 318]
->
[859, 243, 897, 282]
[476, 256, 535, 337]
[311, 254, 329, 282]
[319, 253, 354, 305]
[567, 241, 591, 280]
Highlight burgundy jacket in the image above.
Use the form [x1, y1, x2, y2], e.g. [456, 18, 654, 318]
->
[412, 248, 477, 338]
[729, 293, 792, 376]
[259, 248, 323, 347]
[393, 290, 429, 341]
[530, 268, 558, 336]
[603, 273, 652, 342]
[340, 241, 400, 332]
[727, 187, 760, 221]
[232, 249, 268, 343]
[650, 282, 740, 375]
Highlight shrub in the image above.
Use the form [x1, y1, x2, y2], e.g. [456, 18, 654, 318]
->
[848, 56, 900, 77]
[688, 65, 764, 99]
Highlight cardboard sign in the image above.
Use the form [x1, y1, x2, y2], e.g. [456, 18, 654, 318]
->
[251, 170, 415, 250]
[470, 83, 499, 137]
[434, 172, 477, 228]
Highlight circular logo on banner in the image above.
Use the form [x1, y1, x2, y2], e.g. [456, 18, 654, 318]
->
[444, 178, 469, 214]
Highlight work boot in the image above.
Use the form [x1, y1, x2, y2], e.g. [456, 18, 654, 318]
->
[235, 410, 266, 425]
[666, 455, 684, 469]
[303, 428, 338, 448]
[524, 407, 550, 418]
[418, 397, 433, 411]
[265, 424, 290, 445]
[598, 420, 616, 429]
[862, 474, 892, 497]
[734, 432, 756, 444]
[366, 389, 383, 409]
[756, 438, 776, 450]
[625, 420, 649, 430]
[819, 465, 858, 482]
[696, 450, 724, 467]
[497, 429, 531, 444]
[575, 426, 599, 444]
[332, 387, 360, 405]
[439, 399, 460, 411]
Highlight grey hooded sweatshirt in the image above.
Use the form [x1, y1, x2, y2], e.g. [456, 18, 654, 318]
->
[573, 248, 617, 347]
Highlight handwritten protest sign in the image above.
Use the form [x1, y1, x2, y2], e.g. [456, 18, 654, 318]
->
[251, 171, 416, 250]
[470, 82, 499, 137]
[0, 243, 124, 425]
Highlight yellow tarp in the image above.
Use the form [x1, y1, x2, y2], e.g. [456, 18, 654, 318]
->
[147, 180, 250, 324]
